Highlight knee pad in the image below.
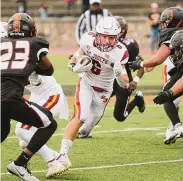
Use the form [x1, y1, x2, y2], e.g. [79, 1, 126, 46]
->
[15, 126, 22, 138]
[19, 139, 27, 149]
[173, 98, 180, 108]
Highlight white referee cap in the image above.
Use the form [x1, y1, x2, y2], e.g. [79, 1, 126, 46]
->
[90, 0, 102, 5]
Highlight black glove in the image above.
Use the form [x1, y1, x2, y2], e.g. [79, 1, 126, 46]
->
[153, 90, 173, 104]
[128, 81, 137, 93]
[128, 58, 142, 72]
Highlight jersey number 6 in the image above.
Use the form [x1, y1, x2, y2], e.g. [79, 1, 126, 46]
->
[91, 60, 101, 75]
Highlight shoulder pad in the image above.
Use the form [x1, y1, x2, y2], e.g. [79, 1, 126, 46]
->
[79, 31, 95, 47]
[120, 38, 139, 60]
[34, 37, 49, 48]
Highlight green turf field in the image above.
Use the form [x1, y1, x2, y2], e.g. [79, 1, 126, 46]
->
[1, 104, 183, 181]
[1, 55, 183, 181]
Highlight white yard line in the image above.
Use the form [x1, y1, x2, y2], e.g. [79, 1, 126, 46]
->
[7, 127, 166, 139]
[156, 133, 166, 136]
[1, 159, 183, 175]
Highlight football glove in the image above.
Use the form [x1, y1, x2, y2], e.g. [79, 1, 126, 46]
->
[72, 56, 93, 73]
[128, 57, 142, 72]
[128, 81, 137, 92]
[28, 72, 42, 86]
[153, 90, 173, 104]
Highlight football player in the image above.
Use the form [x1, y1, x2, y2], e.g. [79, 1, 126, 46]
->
[77, 16, 146, 138]
[1, 13, 63, 180]
[154, 30, 183, 143]
[129, 7, 183, 144]
[15, 72, 69, 178]
[56, 17, 129, 173]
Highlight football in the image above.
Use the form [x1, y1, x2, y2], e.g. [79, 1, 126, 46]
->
[79, 55, 92, 65]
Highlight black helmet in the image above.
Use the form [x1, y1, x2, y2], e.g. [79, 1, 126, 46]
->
[159, 7, 183, 30]
[8, 13, 37, 38]
[170, 30, 183, 60]
[114, 16, 128, 38]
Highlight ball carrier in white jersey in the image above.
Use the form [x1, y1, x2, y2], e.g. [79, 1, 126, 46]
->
[15, 72, 69, 178]
[56, 17, 129, 174]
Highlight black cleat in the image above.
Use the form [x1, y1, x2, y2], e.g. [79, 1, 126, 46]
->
[135, 91, 145, 113]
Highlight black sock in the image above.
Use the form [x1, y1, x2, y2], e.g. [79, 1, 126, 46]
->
[15, 152, 32, 166]
[127, 98, 137, 115]
[164, 101, 181, 126]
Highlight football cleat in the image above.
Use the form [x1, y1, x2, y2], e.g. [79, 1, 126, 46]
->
[164, 122, 175, 144]
[46, 160, 65, 178]
[164, 122, 183, 144]
[135, 91, 146, 113]
[56, 153, 71, 171]
[7, 161, 40, 181]
[76, 132, 93, 139]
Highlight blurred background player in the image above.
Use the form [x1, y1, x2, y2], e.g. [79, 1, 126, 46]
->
[1, 13, 60, 180]
[129, 7, 183, 144]
[15, 72, 69, 178]
[75, 0, 112, 44]
[77, 16, 146, 138]
[147, 2, 161, 54]
[57, 17, 129, 173]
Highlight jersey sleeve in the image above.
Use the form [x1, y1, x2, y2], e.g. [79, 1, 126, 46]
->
[33, 37, 49, 61]
[79, 31, 96, 50]
[120, 50, 129, 64]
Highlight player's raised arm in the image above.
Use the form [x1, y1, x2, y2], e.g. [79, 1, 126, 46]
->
[129, 7, 183, 71]
[35, 39, 54, 76]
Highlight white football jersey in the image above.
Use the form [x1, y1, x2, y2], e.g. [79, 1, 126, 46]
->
[79, 31, 129, 91]
[163, 56, 175, 69]
[25, 75, 61, 100]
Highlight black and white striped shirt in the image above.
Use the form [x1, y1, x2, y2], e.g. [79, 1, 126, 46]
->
[75, 9, 112, 44]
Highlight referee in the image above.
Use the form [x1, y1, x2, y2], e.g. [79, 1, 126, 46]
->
[75, 0, 112, 44]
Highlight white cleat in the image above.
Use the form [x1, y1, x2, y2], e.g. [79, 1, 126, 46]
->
[164, 122, 175, 144]
[56, 153, 72, 171]
[174, 123, 183, 138]
[164, 122, 183, 144]
[46, 160, 65, 178]
[7, 161, 40, 181]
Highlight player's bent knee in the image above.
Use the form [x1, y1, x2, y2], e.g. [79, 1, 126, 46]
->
[19, 139, 27, 149]
[15, 126, 22, 138]
[114, 113, 126, 122]
[48, 118, 57, 131]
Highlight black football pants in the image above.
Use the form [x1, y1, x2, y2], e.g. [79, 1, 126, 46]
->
[1, 100, 57, 154]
